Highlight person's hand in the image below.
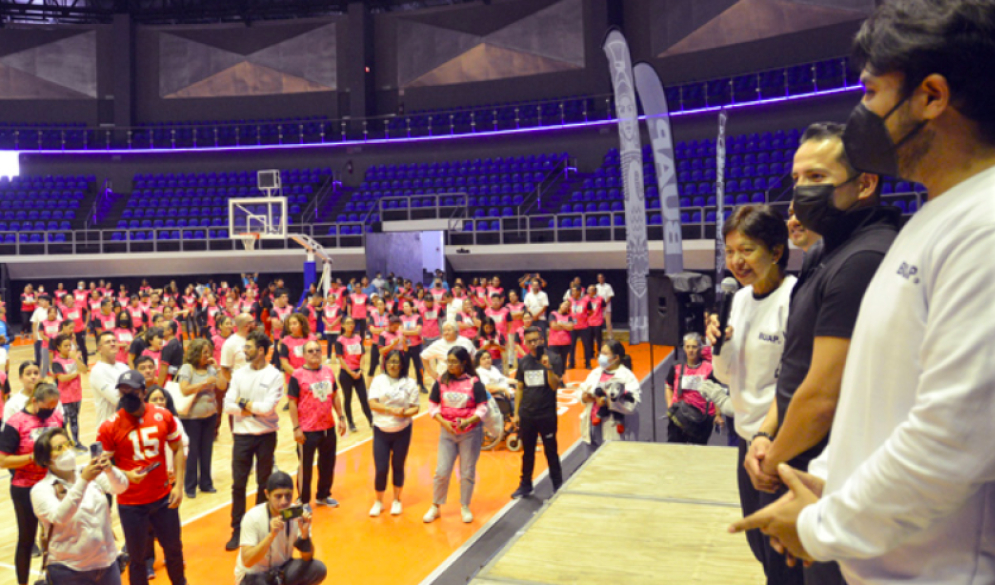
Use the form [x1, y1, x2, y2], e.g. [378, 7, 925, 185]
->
[337, 422, 347, 437]
[81, 458, 103, 482]
[351, 370, 361, 380]
[299, 510, 312, 538]
[511, 415, 519, 427]
[124, 469, 149, 484]
[540, 354, 551, 369]
[440, 419, 456, 434]
[168, 484, 183, 508]
[269, 516, 286, 536]
[745, 436, 782, 493]
[207, 357, 218, 368]
[596, 396, 607, 407]
[705, 314, 733, 347]
[294, 428, 305, 444]
[729, 464, 818, 562]
[715, 414, 725, 429]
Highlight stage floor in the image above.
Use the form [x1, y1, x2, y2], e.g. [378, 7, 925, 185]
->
[470, 441, 765, 585]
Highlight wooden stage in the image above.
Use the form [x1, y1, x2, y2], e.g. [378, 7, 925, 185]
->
[470, 441, 765, 585]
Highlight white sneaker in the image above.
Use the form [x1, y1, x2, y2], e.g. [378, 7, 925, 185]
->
[369, 501, 382, 517]
[423, 505, 440, 523]
[390, 500, 402, 516]
[461, 506, 473, 523]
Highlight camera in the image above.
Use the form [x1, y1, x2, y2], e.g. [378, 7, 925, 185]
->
[90, 443, 103, 458]
[280, 505, 304, 521]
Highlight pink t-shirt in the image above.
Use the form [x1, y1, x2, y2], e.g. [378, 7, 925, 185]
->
[671, 361, 716, 416]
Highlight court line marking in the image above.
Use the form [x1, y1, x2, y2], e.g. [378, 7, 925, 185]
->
[556, 489, 741, 508]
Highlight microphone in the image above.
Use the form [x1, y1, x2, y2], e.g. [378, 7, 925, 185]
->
[713, 277, 739, 356]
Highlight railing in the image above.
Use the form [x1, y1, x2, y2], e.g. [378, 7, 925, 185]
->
[0, 56, 859, 152]
[302, 174, 338, 223]
[518, 157, 570, 218]
[86, 179, 113, 228]
[376, 193, 469, 223]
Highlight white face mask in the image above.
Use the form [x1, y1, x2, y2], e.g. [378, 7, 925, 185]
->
[53, 449, 77, 472]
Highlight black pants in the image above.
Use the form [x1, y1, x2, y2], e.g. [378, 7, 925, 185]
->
[324, 332, 339, 359]
[118, 495, 184, 585]
[519, 415, 562, 490]
[368, 346, 380, 377]
[11, 485, 36, 585]
[737, 439, 767, 567]
[568, 328, 593, 369]
[63, 400, 82, 445]
[804, 560, 847, 584]
[338, 370, 372, 428]
[231, 432, 277, 533]
[756, 487, 805, 585]
[47, 562, 121, 585]
[404, 344, 425, 389]
[183, 415, 217, 493]
[667, 418, 711, 445]
[75, 330, 89, 365]
[298, 428, 337, 504]
[241, 559, 327, 585]
[547, 345, 569, 377]
[589, 324, 604, 355]
[373, 425, 412, 492]
[354, 318, 367, 339]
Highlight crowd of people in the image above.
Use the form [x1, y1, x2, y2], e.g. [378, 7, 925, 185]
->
[0, 267, 634, 585]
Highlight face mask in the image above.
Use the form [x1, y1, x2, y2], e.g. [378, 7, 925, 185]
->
[36, 407, 54, 421]
[120, 393, 144, 415]
[598, 355, 612, 370]
[842, 97, 927, 179]
[792, 174, 859, 235]
[53, 450, 77, 472]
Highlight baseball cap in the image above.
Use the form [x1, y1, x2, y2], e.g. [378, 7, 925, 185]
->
[117, 370, 146, 391]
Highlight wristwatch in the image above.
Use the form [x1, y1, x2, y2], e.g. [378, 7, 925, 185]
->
[750, 431, 774, 444]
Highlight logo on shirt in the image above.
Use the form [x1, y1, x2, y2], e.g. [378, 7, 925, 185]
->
[309, 380, 333, 402]
[758, 332, 781, 344]
[524, 370, 545, 387]
[897, 262, 920, 284]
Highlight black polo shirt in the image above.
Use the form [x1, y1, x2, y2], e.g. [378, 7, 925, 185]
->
[776, 206, 900, 470]
[515, 354, 557, 419]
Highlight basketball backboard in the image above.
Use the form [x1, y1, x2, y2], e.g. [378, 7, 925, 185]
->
[257, 170, 281, 194]
[228, 196, 287, 241]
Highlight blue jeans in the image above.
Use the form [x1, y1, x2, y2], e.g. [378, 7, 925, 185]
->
[432, 424, 483, 506]
[47, 563, 121, 585]
[118, 495, 185, 585]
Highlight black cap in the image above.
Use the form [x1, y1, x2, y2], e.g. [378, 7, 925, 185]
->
[117, 370, 146, 391]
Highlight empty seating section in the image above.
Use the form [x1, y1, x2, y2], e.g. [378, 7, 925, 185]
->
[0, 174, 91, 239]
[110, 167, 329, 241]
[346, 152, 567, 223]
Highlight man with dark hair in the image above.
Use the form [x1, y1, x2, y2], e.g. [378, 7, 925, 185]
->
[224, 330, 284, 551]
[236, 471, 326, 585]
[742, 120, 899, 585]
[90, 331, 129, 426]
[511, 326, 562, 499]
[733, 1, 995, 582]
[160, 320, 183, 386]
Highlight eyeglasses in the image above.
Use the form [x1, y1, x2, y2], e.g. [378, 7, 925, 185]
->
[305, 348, 322, 354]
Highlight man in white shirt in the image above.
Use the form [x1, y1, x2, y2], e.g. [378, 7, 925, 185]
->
[421, 323, 476, 381]
[223, 330, 284, 552]
[31, 294, 56, 371]
[732, 3, 995, 583]
[89, 331, 130, 427]
[221, 314, 254, 381]
[235, 471, 326, 585]
[523, 279, 549, 336]
[595, 274, 615, 336]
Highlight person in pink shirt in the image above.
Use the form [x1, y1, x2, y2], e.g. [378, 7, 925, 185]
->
[547, 301, 574, 377]
[586, 284, 607, 356]
[567, 286, 592, 370]
[506, 291, 525, 338]
[348, 289, 370, 339]
[322, 292, 343, 361]
[665, 332, 717, 445]
[50, 334, 86, 448]
[484, 294, 509, 338]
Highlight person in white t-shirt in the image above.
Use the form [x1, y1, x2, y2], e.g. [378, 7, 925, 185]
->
[732, 6, 995, 583]
[705, 205, 796, 577]
[595, 274, 615, 336]
[88, 331, 130, 427]
[221, 314, 254, 382]
[522, 279, 549, 336]
[421, 323, 476, 381]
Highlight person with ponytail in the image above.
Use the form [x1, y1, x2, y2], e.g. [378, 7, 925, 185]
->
[579, 339, 641, 450]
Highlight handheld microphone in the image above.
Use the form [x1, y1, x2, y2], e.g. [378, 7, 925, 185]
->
[713, 277, 739, 356]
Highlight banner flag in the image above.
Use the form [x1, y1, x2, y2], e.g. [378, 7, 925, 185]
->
[715, 109, 729, 290]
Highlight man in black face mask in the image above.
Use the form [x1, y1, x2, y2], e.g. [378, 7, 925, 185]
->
[742, 122, 900, 585]
[97, 369, 187, 585]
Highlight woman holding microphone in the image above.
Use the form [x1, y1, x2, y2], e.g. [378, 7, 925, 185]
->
[705, 205, 795, 579]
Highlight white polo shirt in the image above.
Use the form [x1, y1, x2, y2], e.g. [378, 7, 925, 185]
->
[798, 166, 995, 584]
[523, 290, 549, 321]
[235, 503, 302, 584]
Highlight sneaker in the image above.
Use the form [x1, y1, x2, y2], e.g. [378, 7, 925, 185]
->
[185, 490, 196, 499]
[225, 533, 240, 551]
[419, 387, 428, 394]
[200, 486, 218, 494]
[316, 497, 339, 508]
[147, 566, 156, 580]
[369, 501, 382, 517]
[422, 505, 440, 523]
[31, 543, 40, 558]
[390, 500, 402, 516]
[348, 424, 358, 433]
[510, 484, 533, 499]
[461, 506, 474, 523]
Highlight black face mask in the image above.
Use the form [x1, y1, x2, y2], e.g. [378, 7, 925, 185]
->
[36, 408, 54, 421]
[120, 393, 144, 415]
[792, 174, 860, 236]
[842, 95, 927, 179]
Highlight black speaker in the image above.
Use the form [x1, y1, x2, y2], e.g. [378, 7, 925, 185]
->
[646, 271, 710, 347]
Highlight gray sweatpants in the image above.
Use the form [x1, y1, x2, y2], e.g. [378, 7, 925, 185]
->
[432, 424, 483, 506]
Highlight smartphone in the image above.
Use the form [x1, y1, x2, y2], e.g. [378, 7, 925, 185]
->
[137, 461, 161, 475]
[534, 345, 546, 360]
[280, 505, 305, 521]
[90, 443, 104, 458]
[238, 397, 249, 409]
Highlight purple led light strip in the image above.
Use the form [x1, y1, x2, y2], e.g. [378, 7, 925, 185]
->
[38, 86, 862, 156]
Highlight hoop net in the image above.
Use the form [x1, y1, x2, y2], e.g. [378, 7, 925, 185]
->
[237, 232, 260, 251]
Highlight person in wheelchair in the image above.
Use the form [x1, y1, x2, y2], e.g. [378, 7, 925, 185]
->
[579, 339, 640, 451]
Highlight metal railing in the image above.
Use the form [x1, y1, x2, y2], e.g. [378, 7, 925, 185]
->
[518, 157, 570, 218]
[376, 193, 469, 223]
[301, 175, 338, 223]
[0, 55, 859, 152]
[86, 179, 113, 228]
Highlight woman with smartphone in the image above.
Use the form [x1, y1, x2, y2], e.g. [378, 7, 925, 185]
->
[30, 427, 127, 585]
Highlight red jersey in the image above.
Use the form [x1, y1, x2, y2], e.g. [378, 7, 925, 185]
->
[98, 406, 182, 505]
[288, 366, 338, 432]
[20, 293, 36, 312]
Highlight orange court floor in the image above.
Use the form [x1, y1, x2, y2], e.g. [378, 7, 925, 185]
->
[160, 341, 671, 585]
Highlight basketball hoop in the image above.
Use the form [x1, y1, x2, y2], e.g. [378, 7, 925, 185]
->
[237, 232, 260, 251]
